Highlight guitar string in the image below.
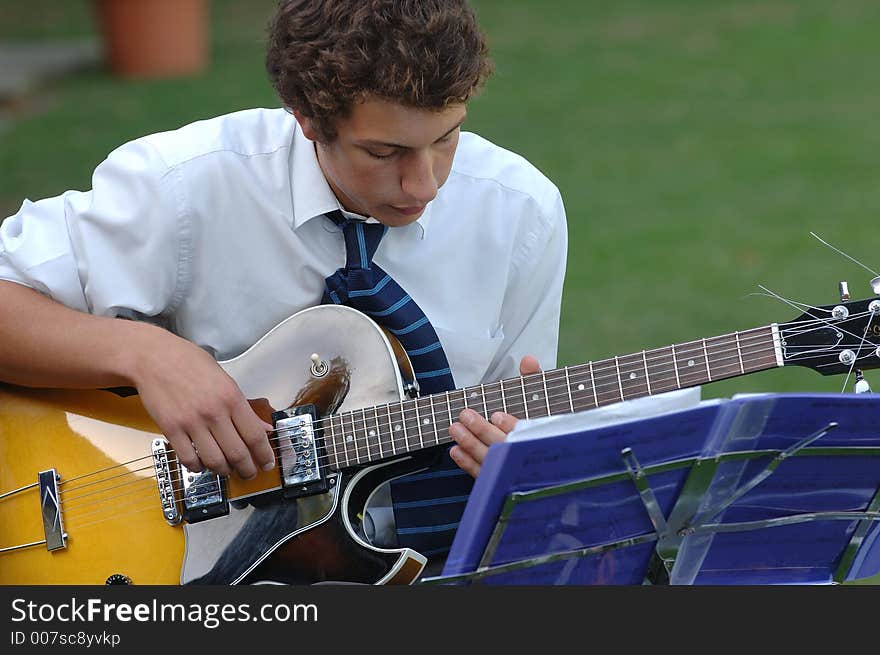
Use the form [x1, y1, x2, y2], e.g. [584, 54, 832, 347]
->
[54, 312, 864, 491]
[48, 314, 876, 508]
[54, 324, 790, 493]
[55, 329, 874, 508]
[54, 335, 871, 513]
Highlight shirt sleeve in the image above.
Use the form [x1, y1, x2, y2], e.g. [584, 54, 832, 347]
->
[484, 187, 568, 382]
[0, 138, 187, 320]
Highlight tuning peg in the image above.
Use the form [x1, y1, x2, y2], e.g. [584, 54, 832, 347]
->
[854, 370, 872, 394]
[839, 281, 850, 301]
[871, 276, 880, 296]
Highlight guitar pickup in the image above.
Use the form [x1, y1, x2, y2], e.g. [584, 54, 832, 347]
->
[273, 405, 330, 498]
[179, 466, 229, 524]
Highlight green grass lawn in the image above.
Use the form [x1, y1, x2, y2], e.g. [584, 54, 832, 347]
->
[2, 0, 879, 583]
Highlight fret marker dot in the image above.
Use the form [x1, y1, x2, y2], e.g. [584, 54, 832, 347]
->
[394, 425, 401, 432]
[422, 418, 430, 425]
[346, 435, 353, 443]
[688, 359, 695, 367]
[368, 430, 376, 437]
[470, 392, 478, 398]
[629, 373, 637, 380]
[532, 394, 540, 401]
[577, 384, 585, 391]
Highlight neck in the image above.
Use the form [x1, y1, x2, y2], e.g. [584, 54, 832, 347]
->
[322, 324, 783, 470]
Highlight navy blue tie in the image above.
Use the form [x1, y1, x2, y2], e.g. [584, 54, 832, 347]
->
[323, 211, 474, 558]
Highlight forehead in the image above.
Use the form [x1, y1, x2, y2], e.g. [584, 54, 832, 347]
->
[339, 96, 467, 146]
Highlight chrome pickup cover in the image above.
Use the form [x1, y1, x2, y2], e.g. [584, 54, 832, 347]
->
[274, 410, 327, 496]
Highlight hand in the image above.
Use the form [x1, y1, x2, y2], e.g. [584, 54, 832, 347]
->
[448, 355, 541, 478]
[128, 324, 275, 479]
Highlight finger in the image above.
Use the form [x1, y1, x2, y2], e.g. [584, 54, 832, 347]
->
[188, 426, 231, 477]
[231, 402, 276, 472]
[449, 444, 480, 479]
[166, 430, 202, 472]
[520, 354, 542, 376]
[459, 408, 507, 447]
[210, 417, 259, 479]
[489, 412, 519, 434]
[449, 421, 489, 465]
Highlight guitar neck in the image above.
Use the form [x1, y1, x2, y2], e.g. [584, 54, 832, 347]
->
[321, 324, 783, 470]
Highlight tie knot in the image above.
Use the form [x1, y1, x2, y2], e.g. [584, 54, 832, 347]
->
[326, 210, 387, 269]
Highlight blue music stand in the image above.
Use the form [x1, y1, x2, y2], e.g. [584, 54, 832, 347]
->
[421, 393, 880, 585]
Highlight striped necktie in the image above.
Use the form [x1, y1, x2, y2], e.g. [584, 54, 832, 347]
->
[322, 210, 474, 559]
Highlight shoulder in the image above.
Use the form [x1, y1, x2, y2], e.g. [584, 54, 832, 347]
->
[449, 131, 563, 222]
[123, 108, 297, 171]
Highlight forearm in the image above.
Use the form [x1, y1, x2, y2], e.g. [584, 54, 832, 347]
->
[0, 279, 155, 389]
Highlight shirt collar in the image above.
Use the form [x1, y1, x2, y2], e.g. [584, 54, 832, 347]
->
[289, 121, 432, 239]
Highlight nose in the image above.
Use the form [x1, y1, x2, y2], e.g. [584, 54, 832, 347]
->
[400, 150, 438, 204]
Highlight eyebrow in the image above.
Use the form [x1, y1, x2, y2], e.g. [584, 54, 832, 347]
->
[359, 119, 466, 150]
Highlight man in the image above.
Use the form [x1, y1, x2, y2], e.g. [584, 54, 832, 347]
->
[0, 0, 566, 562]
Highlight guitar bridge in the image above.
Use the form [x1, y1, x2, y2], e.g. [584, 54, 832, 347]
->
[152, 438, 229, 525]
[273, 405, 330, 498]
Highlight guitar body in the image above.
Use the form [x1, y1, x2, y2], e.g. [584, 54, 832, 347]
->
[0, 305, 430, 585]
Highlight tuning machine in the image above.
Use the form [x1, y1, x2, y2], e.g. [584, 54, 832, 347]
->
[871, 276, 880, 296]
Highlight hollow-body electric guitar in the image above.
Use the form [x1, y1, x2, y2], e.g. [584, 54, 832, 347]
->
[2, 297, 879, 585]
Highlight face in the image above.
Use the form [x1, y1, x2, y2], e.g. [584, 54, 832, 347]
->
[295, 96, 466, 227]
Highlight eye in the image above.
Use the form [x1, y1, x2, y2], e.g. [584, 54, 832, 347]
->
[366, 149, 396, 160]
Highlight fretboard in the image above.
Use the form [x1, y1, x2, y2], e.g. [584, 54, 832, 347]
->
[322, 325, 782, 470]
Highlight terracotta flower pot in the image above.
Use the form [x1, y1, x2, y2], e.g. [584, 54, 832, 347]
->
[93, 0, 209, 78]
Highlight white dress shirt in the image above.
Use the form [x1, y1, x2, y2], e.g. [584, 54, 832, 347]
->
[0, 108, 567, 386]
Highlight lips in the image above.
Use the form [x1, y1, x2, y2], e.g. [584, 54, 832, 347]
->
[390, 204, 426, 217]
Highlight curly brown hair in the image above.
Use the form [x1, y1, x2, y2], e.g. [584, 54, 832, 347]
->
[266, 0, 493, 141]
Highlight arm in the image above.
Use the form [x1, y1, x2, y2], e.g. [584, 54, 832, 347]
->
[0, 281, 274, 479]
[0, 139, 274, 479]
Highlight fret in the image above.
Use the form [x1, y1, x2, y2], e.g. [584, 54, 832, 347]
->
[671, 344, 682, 388]
[340, 411, 360, 465]
[542, 371, 551, 416]
[427, 395, 440, 446]
[373, 407, 383, 460]
[592, 359, 621, 406]
[588, 361, 599, 407]
[361, 408, 381, 462]
[614, 356, 625, 402]
[445, 391, 454, 428]
[522, 374, 550, 418]
[645, 346, 678, 395]
[462, 388, 469, 409]
[641, 350, 652, 395]
[616, 352, 651, 401]
[565, 364, 595, 412]
[701, 338, 712, 381]
[673, 341, 710, 388]
[705, 334, 742, 381]
[336, 416, 351, 468]
[413, 399, 424, 450]
[402, 398, 421, 452]
[395, 399, 410, 454]
[499, 380, 508, 414]
[480, 383, 489, 419]
[327, 414, 340, 469]
[415, 396, 438, 445]
[542, 368, 569, 416]
[740, 326, 779, 372]
[385, 403, 396, 456]
[519, 376, 530, 419]
[482, 381, 504, 418]
[563, 367, 575, 413]
[734, 331, 745, 374]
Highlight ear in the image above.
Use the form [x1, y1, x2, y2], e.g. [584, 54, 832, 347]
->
[291, 109, 320, 142]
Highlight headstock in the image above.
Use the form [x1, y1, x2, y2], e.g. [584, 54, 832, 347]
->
[779, 297, 880, 375]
